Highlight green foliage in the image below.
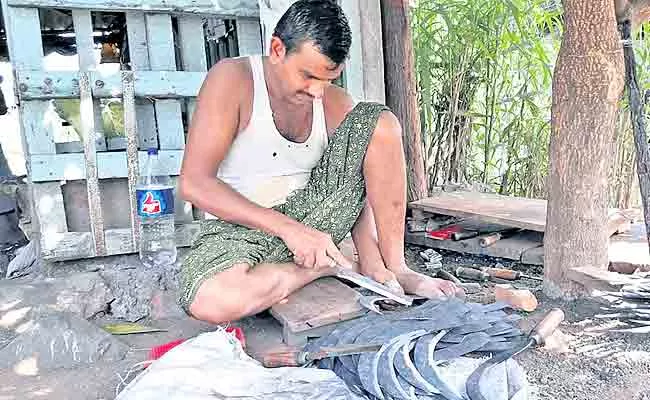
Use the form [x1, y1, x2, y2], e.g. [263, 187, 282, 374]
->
[53, 98, 125, 140]
[412, 0, 562, 198]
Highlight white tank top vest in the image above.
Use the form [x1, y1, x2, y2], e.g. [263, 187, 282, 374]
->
[212, 55, 329, 212]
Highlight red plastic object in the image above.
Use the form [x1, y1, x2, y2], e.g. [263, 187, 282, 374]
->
[146, 326, 246, 366]
[427, 224, 462, 240]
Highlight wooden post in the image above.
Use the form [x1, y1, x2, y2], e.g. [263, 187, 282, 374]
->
[544, 0, 625, 298]
[380, 0, 427, 202]
[620, 20, 650, 255]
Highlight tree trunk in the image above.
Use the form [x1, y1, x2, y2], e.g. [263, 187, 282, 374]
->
[544, 0, 625, 298]
[380, 0, 427, 202]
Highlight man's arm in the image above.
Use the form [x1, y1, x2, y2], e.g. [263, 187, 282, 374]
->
[179, 59, 294, 238]
[179, 60, 351, 269]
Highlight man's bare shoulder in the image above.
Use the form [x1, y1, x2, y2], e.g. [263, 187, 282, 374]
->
[323, 84, 355, 135]
[200, 57, 251, 98]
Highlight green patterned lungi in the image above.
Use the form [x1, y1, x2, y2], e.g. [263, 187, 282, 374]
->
[179, 101, 389, 312]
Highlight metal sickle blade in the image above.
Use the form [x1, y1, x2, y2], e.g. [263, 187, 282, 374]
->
[335, 267, 413, 306]
[466, 338, 533, 400]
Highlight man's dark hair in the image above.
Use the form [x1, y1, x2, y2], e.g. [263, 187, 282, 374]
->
[273, 0, 352, 65]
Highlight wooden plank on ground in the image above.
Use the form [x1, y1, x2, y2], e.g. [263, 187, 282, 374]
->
[270, 277, 365, 345]
[410, 190, 632, 235]
[410, 191, 547, 232]
[41, 223, 200, 260]
[566, 266, 641, 293]
[405, 230, 544, 265]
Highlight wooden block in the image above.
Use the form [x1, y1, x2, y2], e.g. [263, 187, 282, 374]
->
[521, 245, 544, 266]
[270, 277, 365, 344]
[566, 266, 639, 293]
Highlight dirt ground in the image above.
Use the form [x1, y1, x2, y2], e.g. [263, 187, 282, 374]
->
[2, 246, 650, 399]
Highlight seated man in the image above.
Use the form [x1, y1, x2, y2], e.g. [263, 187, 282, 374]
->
[178, 0, 463, 324]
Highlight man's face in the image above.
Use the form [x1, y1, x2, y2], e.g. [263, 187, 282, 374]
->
[269, 38, 345, 104]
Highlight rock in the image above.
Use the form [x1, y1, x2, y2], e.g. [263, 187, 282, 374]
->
[150, 289, 186, 320]
[0, 272, 114, 319]
[100, 268, 162, 322]
[6, 240, 37, 279]
[0, 309, 129, 372]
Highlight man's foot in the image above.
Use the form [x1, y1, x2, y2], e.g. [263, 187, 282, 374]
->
[392, 266, 464, 299]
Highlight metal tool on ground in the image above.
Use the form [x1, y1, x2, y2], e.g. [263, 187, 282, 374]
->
[333, 267, 413, 306]
[451, 230, 479, 241]
[260, 343, 382, 368]
[455, 267, 490, 282]
[435, 270, 481, 294]
[478, 228, 521, 247]
[481, 266, 543, 281]
[465, 308, 565, 400]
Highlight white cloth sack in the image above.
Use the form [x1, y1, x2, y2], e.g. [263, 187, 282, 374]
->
[115, 328, 366, 400]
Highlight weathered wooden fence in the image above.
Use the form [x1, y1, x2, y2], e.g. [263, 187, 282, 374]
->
[0, 0, 266, 260]
[1, 0, 384, 261]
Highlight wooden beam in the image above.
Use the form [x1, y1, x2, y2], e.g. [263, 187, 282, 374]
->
[359, 0, 385, 103]
[145, 13, 185, 150]
[380, 0, 427, 201]
[40, 223, 200, 260]
[6, 0, 259, 17]
[122, 71, 141, 257]
[125, 12, 158, 150]
[29, 150, 184, 182]
[235, 18, 263, 56]
[16, 71, 207, 100]
[73, 10, 107, 257]
[340, 0, 365, 101]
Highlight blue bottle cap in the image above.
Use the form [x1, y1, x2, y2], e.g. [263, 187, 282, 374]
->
[147, 148, 158, 156]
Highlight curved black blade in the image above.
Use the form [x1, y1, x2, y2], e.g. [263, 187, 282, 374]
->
[433, 332, 491, 361]
[394, 334, 441, 395]
[413, 330, 464, 400]
[377, 330, 426, 400]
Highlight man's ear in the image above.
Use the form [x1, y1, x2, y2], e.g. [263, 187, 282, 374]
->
[268, 36, 286, 64]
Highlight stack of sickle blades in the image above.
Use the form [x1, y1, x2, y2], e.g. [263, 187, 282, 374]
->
[302, 297, 527, 400]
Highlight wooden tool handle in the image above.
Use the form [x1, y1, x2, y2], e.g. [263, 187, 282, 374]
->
[259, 348, 304, 368]
[455, 267, 489, 281]
[482, 267, 520, 280]
[479, 232, 502, 247]
[530, 308, 565, 346]
[451, 231, 479, 241]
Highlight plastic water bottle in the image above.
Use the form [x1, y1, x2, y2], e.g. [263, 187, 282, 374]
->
[136, 148, 177, 267]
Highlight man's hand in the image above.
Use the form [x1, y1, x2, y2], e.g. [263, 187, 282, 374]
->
[280, 222, 352, 270]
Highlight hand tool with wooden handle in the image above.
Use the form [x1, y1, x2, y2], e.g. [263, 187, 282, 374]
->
[455, 267, 490, 282]
[451, 230, 479, 241]
[481, 266, 543, 281]
[478, 228, 521, 247]
[333, 266, 413, 306]
[260, 343, 382, 368]
[465, 308, 565, 400]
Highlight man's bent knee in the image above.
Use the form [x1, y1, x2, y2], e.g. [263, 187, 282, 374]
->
[187, 264, 255, 324]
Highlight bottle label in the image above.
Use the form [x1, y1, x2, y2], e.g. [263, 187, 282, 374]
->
[136, 188, 175, 217]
